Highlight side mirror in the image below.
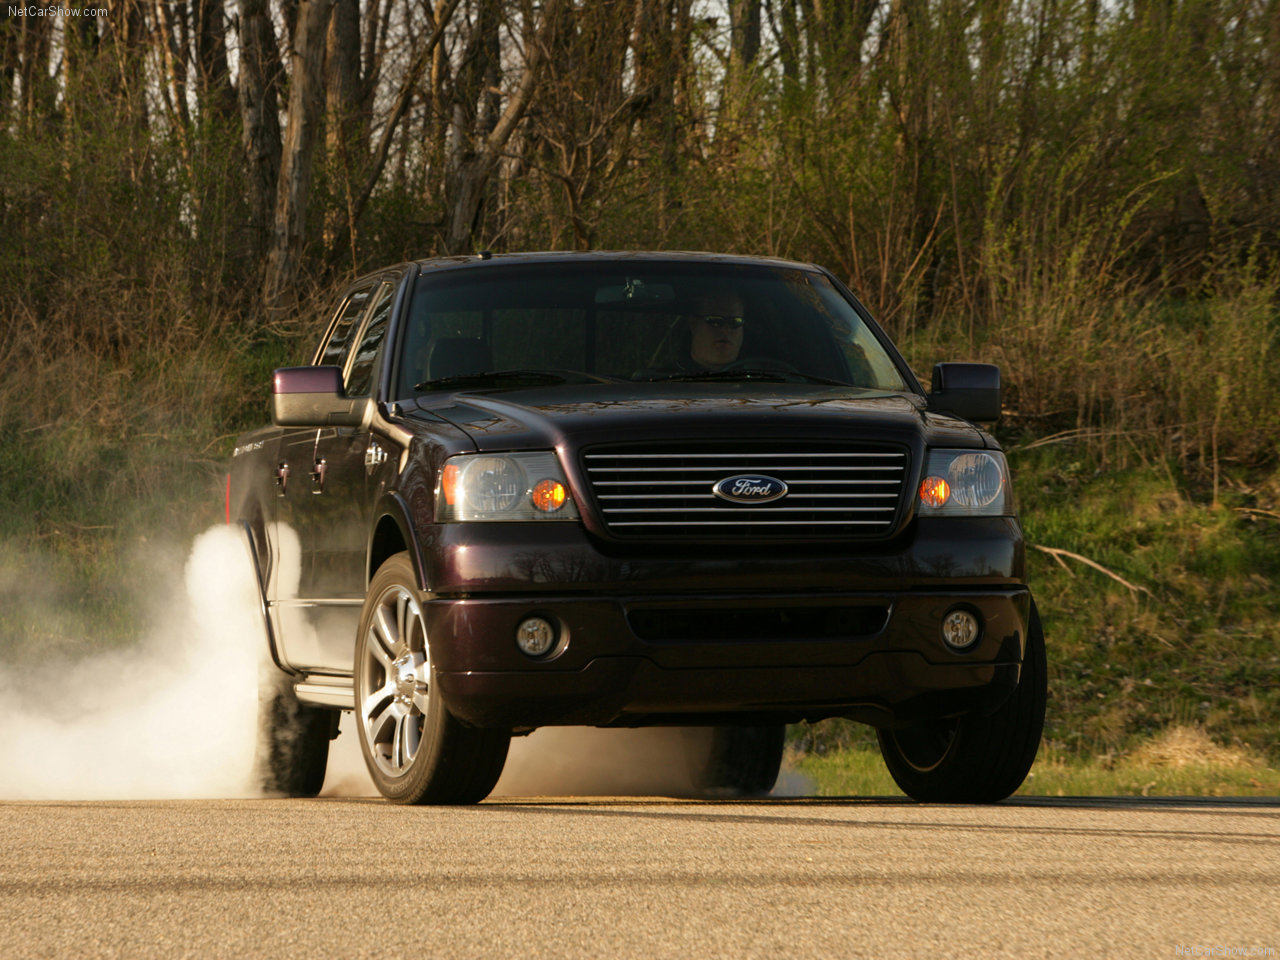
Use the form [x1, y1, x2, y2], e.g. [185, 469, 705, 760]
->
[272, 366, 369, 427]
[927, 362, 1001, 423]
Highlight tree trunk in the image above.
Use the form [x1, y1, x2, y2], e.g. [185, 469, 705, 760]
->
[325, 0, 364, 254]
[322, 0, 463, 266]
[716, 0, 760, 144]
[195, 0, 237, 121]
[774, 0, 801, 95]
[0, 17, 14, 135]
[263, 0, 335, 310]
[327, 0, 365, 152]
[154, 0, 194, 161]
[236, 0, 284, 260]
[102, 0, 151, 184]
[442, 0, 562, 254]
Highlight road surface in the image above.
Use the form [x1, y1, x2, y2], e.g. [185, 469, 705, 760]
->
[2, 795, 1278, 958]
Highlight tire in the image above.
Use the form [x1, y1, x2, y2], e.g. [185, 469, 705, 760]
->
[258, 678, 334, 798]
[685, 724, 786, 797]
[354, 552, 510, 804]
[239, 520, 334, 798]
[877, 600, 1047, 803]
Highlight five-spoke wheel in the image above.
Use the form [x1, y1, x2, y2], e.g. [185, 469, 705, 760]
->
[354, 552, 510, 804]
[358, 578, 431, 779]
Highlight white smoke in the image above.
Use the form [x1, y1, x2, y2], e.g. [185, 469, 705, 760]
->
[0, 525, 263, 799]
[320, 711, 377, 797]
[0, 522, 811, 800]
[493, 727, 700, 797]
[324, 721, 812, 799]
[493, 727, 812, 798]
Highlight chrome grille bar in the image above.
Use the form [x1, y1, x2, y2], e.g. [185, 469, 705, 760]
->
[583, 443, 909, 539]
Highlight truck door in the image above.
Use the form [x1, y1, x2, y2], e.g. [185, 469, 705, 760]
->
[274, 282, 375, 672]
[307, 280, 396, 610]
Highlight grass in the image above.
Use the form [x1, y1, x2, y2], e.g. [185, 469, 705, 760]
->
[789, 725, 1280, 798]
[1011, 449, 1280, 764]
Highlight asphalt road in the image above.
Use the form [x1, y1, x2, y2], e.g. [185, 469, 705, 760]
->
[2, 795, 1278, 959]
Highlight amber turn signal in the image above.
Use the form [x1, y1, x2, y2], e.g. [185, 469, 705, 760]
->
[531, 478, 568, 512]
[440, 463, 461, 506]
[918, 476, 951, 509]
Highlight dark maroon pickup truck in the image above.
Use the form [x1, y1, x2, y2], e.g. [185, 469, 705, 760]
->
[228, 251, 1045, 804]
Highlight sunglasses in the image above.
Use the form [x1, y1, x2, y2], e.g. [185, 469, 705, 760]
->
[700, 315, 745, 330]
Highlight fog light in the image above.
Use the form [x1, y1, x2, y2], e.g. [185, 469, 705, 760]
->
[941, 609, 981, 651]
[516, 617, 557, 658]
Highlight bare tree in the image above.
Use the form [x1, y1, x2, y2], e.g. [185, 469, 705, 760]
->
[194, 0, 237, 120]
[321, 0, 464, 264]
[524, 0, 653, 248]
[263, 0, 336, 309]
[441, 0, 563, 253]
[237, 0, 285, 259]
[721, 0, 760, 134]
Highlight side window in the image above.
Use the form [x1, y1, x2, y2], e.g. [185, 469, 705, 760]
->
[345, 282, 395, 397]
[316, 285, 374, 368]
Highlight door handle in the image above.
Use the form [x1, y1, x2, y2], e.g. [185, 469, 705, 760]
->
[274, 462, 290, 496]
[310, 458, 327, 494]
[365, 441, 387, 471]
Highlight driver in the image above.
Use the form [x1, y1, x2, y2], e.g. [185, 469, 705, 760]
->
[686, 291, 745, 370]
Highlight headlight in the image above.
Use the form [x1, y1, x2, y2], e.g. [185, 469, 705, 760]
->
[916, 449, 1012, 517]
[436, 451, 580, 522]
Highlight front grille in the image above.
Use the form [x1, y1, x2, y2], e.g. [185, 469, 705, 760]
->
[582, 442, 908, 539]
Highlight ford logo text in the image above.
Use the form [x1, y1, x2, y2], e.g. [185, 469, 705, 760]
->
[711, 474, 789, 504]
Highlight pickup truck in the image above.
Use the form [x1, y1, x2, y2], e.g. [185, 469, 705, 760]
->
[228, 251, 1046, 804]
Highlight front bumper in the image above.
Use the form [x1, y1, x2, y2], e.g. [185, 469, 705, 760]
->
[427, 587, 1030, 728]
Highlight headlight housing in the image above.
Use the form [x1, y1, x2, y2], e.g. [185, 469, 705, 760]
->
[435, 451, 580, 522]
[916, 449, 1012, 517]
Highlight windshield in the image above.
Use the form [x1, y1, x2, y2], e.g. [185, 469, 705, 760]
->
[394, 262, 910, 397]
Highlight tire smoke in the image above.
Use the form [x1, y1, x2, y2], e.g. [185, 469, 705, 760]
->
[0, 523, 811, 800]
[492, 727, 702, 797]
[0, 525, 263, 799]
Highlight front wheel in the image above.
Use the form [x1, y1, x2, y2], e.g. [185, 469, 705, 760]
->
[877, 601, 1047, 803]
[354, 552, 510, 804]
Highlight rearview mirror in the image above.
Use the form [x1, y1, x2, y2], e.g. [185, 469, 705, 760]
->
[927, 363, 1001, 423]
[594, 279, 675, 305]
[272, 366, 369, 427]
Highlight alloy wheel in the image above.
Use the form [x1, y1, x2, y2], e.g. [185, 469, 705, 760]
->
[358, 583, 430, 778]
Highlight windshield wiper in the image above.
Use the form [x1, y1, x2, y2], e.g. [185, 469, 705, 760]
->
[644, 368, 849, 386]
[415, 369, 618, 391]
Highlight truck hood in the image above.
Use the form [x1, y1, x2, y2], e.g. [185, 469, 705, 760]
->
[407, 382, 987, 452]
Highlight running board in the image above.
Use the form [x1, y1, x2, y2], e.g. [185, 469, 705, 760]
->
[295, 675, 354, 709]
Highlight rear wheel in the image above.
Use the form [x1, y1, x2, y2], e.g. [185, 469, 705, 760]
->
[258, 678, 334, 798]
[355, 552, 510, 804]
[877, 601, 1047, 803]
[685, 724, 786, 797]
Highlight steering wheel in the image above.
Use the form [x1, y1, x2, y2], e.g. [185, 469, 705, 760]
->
[721, 357, 800, 373]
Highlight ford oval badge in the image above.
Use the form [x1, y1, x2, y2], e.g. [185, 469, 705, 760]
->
[712, 474, 789, 504]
